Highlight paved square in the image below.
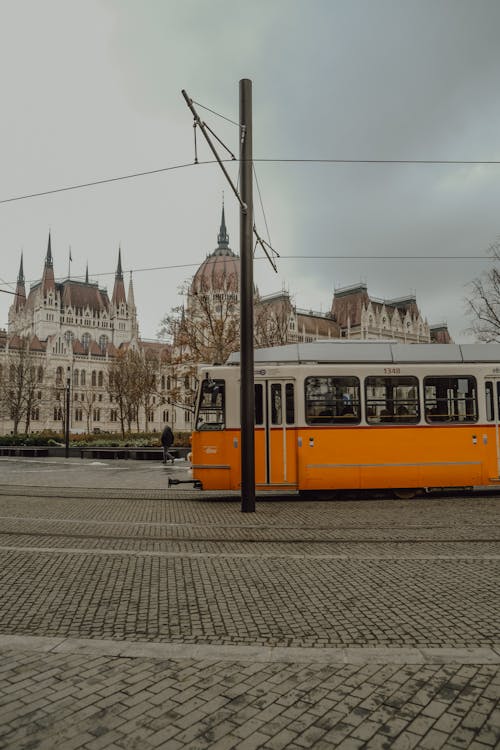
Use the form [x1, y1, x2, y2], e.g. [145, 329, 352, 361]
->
[0, 458, 498, 748]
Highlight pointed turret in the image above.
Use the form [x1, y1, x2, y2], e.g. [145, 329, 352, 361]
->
[111, 247, 126, 306]
[127, 271, 136, 309]
[46, 232, 53, 267]
[14, 253, 26, 311]
[41, 232, 56, 295]
[217, 205, 230, 251]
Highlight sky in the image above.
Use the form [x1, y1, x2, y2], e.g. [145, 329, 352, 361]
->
[1, 0, 500, 343]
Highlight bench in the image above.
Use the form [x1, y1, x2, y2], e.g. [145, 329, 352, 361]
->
[0, 446, 50, 457]
[79, 448, 131, 460]
[79, 447, 189, 461]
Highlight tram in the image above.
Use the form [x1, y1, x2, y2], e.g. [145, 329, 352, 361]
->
[191, 341, 500, 497]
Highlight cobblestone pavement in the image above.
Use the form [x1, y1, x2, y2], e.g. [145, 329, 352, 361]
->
[0, 458, 498, 748]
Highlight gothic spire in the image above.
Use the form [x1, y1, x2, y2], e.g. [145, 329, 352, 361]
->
[116, 246, 123, 280]
[18, 253, 25, 283]
[41, 232, 56, 294]
[46, 232, 53, 267]
[13, 252, 26, 312]
[85, 262, 89, 284]
[111, 246, 126, 306]
[217, 204, 229, 249]
[127, 271, 135, 309]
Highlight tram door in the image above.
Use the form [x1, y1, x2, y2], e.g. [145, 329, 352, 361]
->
[254, 380, 297, 487]
[486, 379, 500, 479]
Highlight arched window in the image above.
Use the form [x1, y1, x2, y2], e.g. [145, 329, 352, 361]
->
[99, 335, 108, 353]
[161, 375, 165, 390]
[98, 371, 103, 387]
[56, 367, 63, 385]
[37, 366, 44, 383]
[81, 370, 86, 387]
[64, 331, 74, 345]
[91, 371, 97, 386]
[73, 370, 79, 387]
[81, 333, 90, 352]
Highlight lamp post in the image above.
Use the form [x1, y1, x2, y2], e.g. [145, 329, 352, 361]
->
[65, 366, 71, 458]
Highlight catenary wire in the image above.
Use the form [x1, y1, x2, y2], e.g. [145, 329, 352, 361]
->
[2, 157, 500, 205]
[191, 100, 240, 127]
[253, 164, 272, 247]
[0, 254, 491, 291]
[0, 159, 223, 205]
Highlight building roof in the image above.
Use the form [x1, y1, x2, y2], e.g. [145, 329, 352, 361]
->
[61, 280, 110, 312]
[191, 206, 240, 294]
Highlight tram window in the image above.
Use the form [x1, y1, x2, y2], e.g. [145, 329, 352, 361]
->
[424, 376, 477, 423]
[486, 381, 494, 422]
[255, 383, 264, 425]
[305, 376, 360, 425]
[271, 383, 282, 425]
[196, 378, 225, 430]
[365, 376, 419, 424]
[286, 383, 295, 424]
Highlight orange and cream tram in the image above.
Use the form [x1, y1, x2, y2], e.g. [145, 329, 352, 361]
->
[191, 341, 500, 497]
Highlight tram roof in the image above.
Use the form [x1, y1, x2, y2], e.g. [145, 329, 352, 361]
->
[227, 341, 500, 365]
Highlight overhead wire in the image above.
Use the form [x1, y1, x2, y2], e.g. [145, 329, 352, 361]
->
[2, 157, 500, 205]
[191, 100, 240, 127]
[0, 254, 491, 293]
[0, 159, 222, 205]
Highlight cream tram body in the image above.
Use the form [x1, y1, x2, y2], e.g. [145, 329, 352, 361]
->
[191, 341, 500, 496]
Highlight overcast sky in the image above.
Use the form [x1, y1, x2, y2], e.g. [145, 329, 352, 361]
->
[1, 0, 499, 342]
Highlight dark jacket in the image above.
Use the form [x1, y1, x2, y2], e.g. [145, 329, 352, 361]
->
[161, 426, 174, 448]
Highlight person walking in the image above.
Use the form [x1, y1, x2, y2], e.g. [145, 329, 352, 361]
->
[161, 424, 175, 464]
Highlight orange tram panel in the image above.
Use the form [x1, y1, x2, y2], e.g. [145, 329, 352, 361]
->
[191, 341, 500, 494]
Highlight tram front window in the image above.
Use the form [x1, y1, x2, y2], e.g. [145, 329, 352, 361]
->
[196, 378, 225, 430]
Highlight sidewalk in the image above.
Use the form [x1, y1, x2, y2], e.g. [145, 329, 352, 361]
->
[0, 457, 498, 749]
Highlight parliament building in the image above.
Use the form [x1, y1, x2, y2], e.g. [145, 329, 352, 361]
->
[0, 212, 451, 435]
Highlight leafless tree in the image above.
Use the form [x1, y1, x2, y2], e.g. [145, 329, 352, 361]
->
[107, 348, 163, 435]
[159, 274, 240, 365]
[254, 293, 294, 347]
[108, 350, 141, 436]
[0, 338, 39, 435]
[141, 351, 162, 431]
[466, 239, 500, 342]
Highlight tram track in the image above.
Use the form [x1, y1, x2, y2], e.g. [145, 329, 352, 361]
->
[0, 529, 498, 544]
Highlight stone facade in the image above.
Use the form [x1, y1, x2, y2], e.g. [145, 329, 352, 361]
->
[0, 236, 192, 435]
[1, 215, 452, 436]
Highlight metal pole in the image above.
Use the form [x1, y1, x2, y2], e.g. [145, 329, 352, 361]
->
[240, 78, 255, 513]
[65, 368, 70, 458]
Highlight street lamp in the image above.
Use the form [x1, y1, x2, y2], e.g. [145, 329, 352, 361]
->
[65, 366, 71, 458]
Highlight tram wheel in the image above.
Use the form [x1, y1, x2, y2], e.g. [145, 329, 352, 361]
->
[393, 488, 420, 500]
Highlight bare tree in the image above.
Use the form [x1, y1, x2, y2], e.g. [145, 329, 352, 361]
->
[0, 338, 39, 435]
[254, 293, 294, 347]
[107, 349, 150, 436]
[159, 274, 240, 365]
[466, 239, 500, 341]
[141, 352, 161, 431]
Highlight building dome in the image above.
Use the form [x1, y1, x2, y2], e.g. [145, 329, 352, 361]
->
[191, 207, 240, 295]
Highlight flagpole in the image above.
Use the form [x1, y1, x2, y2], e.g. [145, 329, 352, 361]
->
[68, 246, 72, 279]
